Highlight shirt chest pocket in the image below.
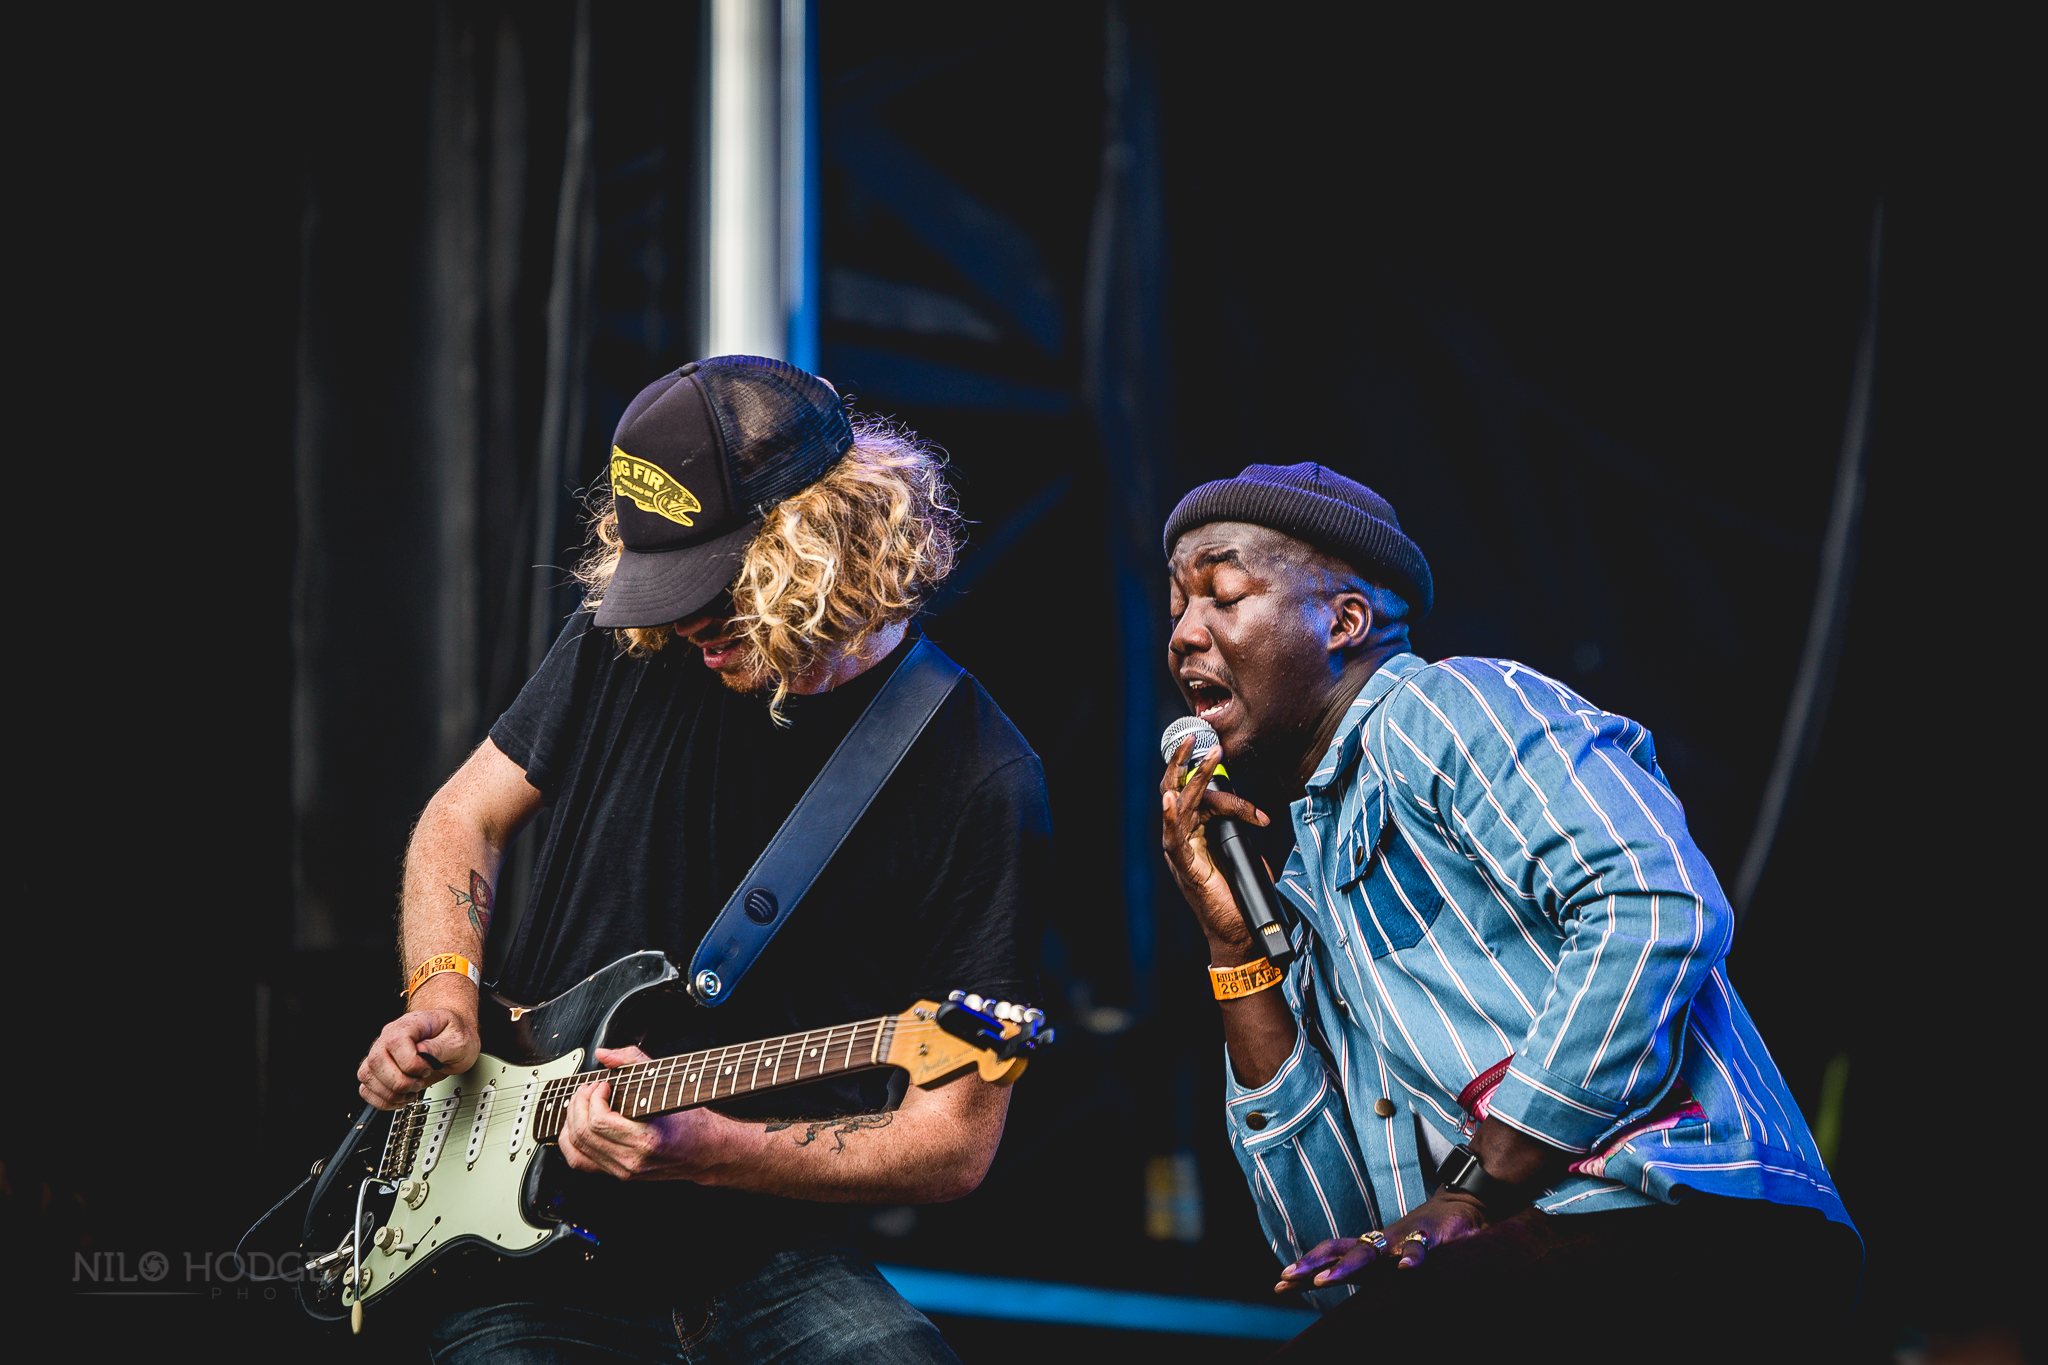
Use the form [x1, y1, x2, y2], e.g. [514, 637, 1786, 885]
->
[1334, 783, 1443, 959]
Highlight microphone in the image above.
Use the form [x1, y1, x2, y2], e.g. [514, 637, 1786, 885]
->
[1160, 717, 1297, 970]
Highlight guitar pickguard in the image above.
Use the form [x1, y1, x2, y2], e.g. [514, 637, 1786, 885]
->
[336, 1047, 585, 1309]
[305, 953, 683, 1319]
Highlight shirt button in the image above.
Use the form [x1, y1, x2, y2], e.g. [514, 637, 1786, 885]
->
[1246, 1112, 1268, 1131]
[1353, 846, 1366, 866]
[1373, 1098, 1398, 1119]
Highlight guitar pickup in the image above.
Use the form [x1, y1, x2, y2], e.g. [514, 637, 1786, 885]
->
[936, 995, 1053, 1062]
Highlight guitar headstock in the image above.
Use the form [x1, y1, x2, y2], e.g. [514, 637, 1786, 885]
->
[883, 993, 1055, 1088]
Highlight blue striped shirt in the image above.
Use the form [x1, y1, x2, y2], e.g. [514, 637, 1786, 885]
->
[1225, 654, 1853, 1307]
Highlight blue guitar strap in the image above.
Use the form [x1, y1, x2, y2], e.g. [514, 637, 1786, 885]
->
[686, 635, 964, 1007]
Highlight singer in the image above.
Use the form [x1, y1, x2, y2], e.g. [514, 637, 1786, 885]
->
[1157, 464, 1858, 1359]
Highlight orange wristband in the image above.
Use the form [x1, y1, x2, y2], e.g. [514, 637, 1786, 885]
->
[404, 952, 481, 999]
[1209, 957, 1284, 1001]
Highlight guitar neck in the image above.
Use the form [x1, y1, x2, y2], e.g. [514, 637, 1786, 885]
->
[373, 998, 1032, 1184]
[531, 1015, 898, 1139]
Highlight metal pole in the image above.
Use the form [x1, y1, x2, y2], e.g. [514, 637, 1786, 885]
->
[782, 0, 819, 372]
[707, 0, 783, 358]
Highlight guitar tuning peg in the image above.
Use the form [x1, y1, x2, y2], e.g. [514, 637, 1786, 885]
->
[964, 994, 986, 1012]
[948, 990, 966, 1003]
[1024, 1007, 1045, 1027]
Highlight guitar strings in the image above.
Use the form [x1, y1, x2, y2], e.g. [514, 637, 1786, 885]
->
[399, 1017, 916, 1106]
[377, 1023, 964, 1156]
[376, 1019, 982, 1150]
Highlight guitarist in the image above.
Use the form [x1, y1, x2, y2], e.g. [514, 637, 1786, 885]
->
[355, 358, 1051, 1363]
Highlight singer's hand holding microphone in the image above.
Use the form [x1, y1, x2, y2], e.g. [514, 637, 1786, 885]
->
[1159, 716, 1296, 970]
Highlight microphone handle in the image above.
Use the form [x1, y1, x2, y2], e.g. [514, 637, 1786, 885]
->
[1211, 815, 1297, 970]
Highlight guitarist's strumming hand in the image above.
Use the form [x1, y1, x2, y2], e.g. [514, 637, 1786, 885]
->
[365, 738, 538, 1110]
[558, 1046, 734, 1182]
[356, 977, 482, 1110]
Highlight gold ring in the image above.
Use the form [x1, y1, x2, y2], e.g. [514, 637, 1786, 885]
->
[1400, 1232, 1429, 1247]
[1365, 1231, 1388, 1247]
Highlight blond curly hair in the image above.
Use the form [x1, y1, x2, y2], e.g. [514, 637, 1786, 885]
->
[575, 416, 962, 720]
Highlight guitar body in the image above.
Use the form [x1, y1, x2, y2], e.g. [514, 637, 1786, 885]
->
[305, 952, 681, 1315]
[334, 1048, 588, 1305]
[295, 951, 1046, 1325]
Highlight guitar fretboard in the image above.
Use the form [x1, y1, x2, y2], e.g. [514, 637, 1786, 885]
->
[379, 1015, 897, 1178]
[534, 1015, 898, 1136]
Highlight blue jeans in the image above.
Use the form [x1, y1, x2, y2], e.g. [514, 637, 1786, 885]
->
[424, 1240, 958, 1365]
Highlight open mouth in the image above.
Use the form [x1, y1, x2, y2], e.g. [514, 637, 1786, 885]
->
[1184, 678, 1234, 723]
[677, 621, 742, 670]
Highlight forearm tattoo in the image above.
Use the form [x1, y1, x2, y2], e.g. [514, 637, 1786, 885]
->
[449, 870, 494, 937]
[761, 1113, 896, 1153]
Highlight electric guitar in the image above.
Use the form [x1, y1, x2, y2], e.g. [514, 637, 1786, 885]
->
[287, 950, 1051, 1330]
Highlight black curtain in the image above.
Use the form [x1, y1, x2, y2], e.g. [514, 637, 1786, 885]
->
[290, 1, 710, 974]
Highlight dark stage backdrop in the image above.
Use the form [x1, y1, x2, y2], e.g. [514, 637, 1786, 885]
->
[15, 5, 2030, 1361]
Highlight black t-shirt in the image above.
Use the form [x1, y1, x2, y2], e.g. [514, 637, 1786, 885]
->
[480, 612, 1048, 1264]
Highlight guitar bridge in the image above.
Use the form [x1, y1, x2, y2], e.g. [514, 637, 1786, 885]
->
[377, 1101, 429, 1181]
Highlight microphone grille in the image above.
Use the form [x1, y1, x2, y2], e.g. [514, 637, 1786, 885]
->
[1160, 715, 1219, 764]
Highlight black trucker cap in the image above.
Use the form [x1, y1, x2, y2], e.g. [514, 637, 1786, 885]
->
[594, 356, 854, 628]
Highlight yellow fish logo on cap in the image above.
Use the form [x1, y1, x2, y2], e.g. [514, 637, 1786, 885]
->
[611, 446, 703, 527]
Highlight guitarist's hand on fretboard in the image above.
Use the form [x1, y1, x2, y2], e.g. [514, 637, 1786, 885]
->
[358, 998, 481, 1110]
[557, 1045, 731, 1181]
